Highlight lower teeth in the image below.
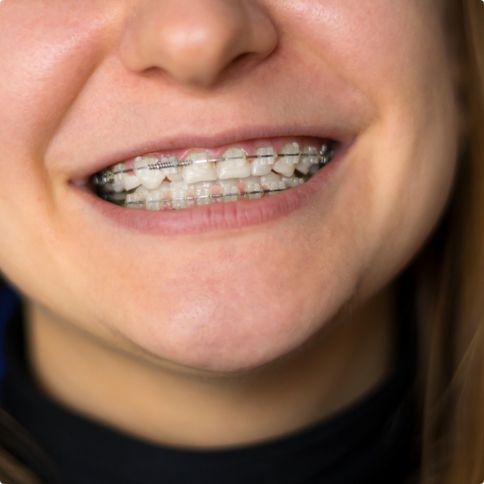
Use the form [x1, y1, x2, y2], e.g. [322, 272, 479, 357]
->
[102, 177, 305, 211]
[94, 143, 333, 210]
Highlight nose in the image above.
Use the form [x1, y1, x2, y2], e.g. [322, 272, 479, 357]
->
[119, 0, 277, 89]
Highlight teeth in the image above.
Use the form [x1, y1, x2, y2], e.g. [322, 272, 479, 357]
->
[146, 182, 171, 211]
[112, 164, 127, 193]
[125, 193, 144, 209]
[216, 178, 240, 202]
[273, 163, 294, 177]
[217, 178, 240, 187]
[222, 185, 239, 202]
[126, 185, 150, 209]
[283, 142, 301, 161]
[192, 182, 214, 206]
[217, 148, 251, 180]
[240, 176, 261, 185]
[294, 162, 310, 175]
[250, 164, 272, 176]
[166, 172, 184, 182]
[273, 143, 300, 177]
[123, 173, 142, 191]
[134, 185, 150, 199]
[192, 181, 216, 188]
[170, 181, 189, 210]
[307, 146, 319, 164]
[134, 157, 165, 189]
[260, 172, 282, 184]
[295, 146, 319, 175]
[244, 181, 263, 199]
[260, 172, 286, 193]
[182, 152, 217, 184]
[281, 176, 305, 188]
[161, 156, 183, 182]
[251, 147, 276, 176]
[95, 141, 335, 211]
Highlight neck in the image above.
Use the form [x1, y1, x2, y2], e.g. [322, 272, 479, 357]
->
[25, 288, 393, 449]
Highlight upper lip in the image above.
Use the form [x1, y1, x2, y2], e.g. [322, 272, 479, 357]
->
[69, 124, 352, 184]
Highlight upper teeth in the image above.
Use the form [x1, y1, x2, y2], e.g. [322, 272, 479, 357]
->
[251, 147, 276, 176]
[217, 147, 251, 180]
[134, 156, 165, 189]
[95, 142, 331, 193]
[183, 152, 217, 184]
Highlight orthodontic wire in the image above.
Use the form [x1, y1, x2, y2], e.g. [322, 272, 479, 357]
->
[93, 143, 333, 187]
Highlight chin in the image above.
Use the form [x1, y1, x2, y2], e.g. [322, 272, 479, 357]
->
[100, 271, 346, 374]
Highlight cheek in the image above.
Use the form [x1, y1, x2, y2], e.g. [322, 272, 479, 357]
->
[291, 0, 458, 284]
[0, 3, 116, 288]
[0, 4, 108, 152]
[278, 0, 449, 110]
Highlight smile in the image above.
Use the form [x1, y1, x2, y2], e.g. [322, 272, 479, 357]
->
[92, 139, 335, 211]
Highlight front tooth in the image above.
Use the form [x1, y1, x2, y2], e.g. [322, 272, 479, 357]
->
[160, 156, 178, 174]
[191, 182, 214, 206]
[146, 182, 171, 211]
[182, 152, 217, 184]
[170, 181, 189, 210]
[166, 171, 184, 182]
[273, 143, 300, 177]
[161, 156, 183, 182]
[251, 147, 276, 176]
[217, 178, 239, 187]
[217, 148, 251, 180]
[192, 181, 216, 188]
[260, 173, 282, 184]
[283, 142, 301, 162]
[273, 162, 295, 177]
[216, 178, 240, 201]
[243, 181, 263, 199]
[250, 163, 272, 176]
[240, 176, 261, 185]
[134, 157, 165, 189]
[261, 173, 286, 193]
[222, 185, 239, 202]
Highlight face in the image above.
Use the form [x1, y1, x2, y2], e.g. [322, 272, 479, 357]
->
[0, 0, 460, 372]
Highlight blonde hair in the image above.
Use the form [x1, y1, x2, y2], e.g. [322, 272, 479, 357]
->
[419, 0, 484, 482]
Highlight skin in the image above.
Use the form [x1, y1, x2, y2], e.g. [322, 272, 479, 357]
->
[0, 0, 460, 447]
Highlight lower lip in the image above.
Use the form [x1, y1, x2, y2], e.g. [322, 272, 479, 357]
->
[72, 150, 347, 237]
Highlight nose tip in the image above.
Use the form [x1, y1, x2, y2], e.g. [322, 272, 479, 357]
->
[120, 0, 277, 89]
[152, 12, 249, 87]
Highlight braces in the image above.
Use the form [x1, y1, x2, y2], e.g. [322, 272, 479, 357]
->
[102, 185, 296, 208]
[92, 143, 334, 187]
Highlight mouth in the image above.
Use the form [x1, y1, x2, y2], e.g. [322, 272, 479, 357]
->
[90, 136, 337, 211]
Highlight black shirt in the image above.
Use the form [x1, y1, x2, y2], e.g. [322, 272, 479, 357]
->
[0, 296, 420, 484]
